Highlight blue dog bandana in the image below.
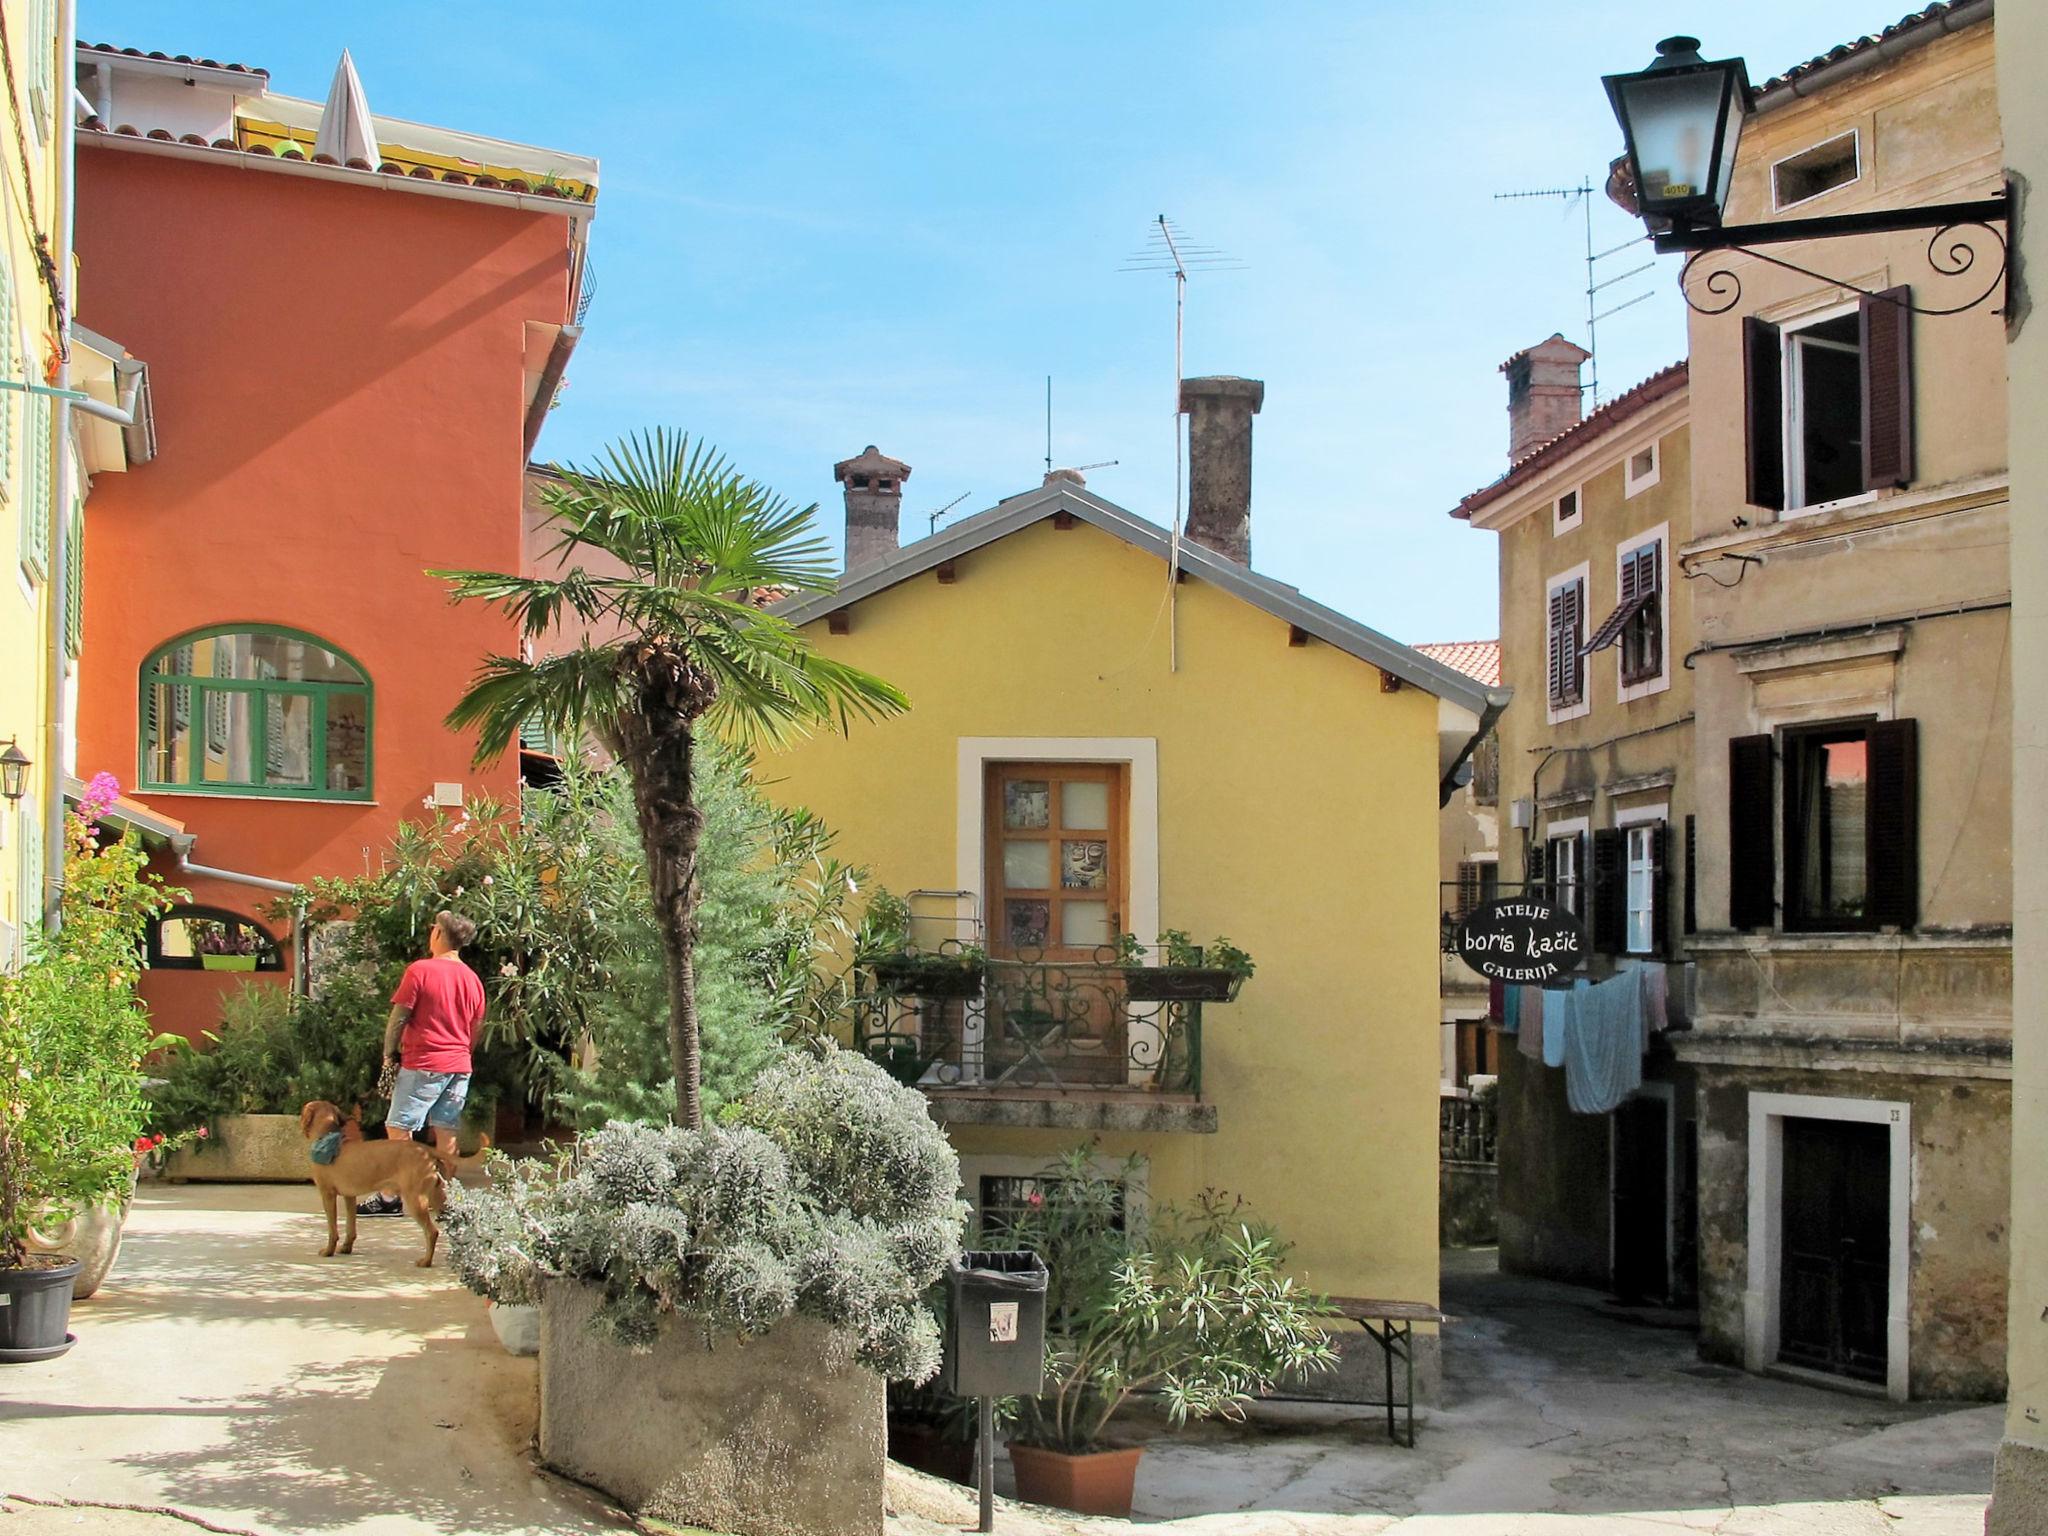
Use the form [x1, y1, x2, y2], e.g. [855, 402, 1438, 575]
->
[310, 1130, 344, 1166]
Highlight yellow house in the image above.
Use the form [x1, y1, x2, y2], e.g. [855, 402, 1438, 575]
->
[762, 379, 1507, 1395]
[1, 0, 69, 964]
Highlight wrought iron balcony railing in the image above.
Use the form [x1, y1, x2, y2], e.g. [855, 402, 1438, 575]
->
[853, 957, 1206, 1100]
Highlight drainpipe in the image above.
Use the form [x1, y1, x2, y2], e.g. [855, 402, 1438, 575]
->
[177, 853, 310, 996]
[42, 0, 78, 929]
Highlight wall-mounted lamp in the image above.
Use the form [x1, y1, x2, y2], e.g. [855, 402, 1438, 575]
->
[0, 738, 30, 803]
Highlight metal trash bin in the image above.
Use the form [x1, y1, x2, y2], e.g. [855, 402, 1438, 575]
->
[941, 1249, 1048, 1399]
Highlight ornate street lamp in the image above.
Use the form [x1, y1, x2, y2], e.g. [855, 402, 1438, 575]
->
[1603, 36, 1749, 236]
[0, 738, 29, 804]
[1603, 34, 2010, 316]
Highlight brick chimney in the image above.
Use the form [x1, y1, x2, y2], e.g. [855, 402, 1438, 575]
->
[833, 445, 911, 572]
[1502, 335, 1590, 464]
[1179, 375, 1264, 565]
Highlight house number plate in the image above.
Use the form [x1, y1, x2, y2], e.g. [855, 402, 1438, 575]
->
[988, 1301, 1019, 1343]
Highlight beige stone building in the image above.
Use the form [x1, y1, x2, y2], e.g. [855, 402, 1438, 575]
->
[1453, 344, 1697, 1303]
[1674, 5, 2009, 1402]
[1994, 0, 2047, 1518]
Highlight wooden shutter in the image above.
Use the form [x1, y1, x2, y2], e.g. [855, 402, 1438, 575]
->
[1744, 316, 1785, 511]
[1867, 718, 1919, 930]
[1683, 814, 1697, 936]
[1651, 822, 1671, 956]
[1547, 587, 1566, 706]
[1861, 288, 1914, 490]
[1592, 828, 1625, 954]
[1563, 581, 1585, 702]
[1729, 734, 1776, 930]
[1526, 839, 1548, 900]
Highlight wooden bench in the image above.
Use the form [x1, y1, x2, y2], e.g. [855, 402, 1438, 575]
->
[1325, 1297, 1448, 1447]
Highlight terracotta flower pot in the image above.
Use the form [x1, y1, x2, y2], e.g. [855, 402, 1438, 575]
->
[1007, 1442, 1144, 1517]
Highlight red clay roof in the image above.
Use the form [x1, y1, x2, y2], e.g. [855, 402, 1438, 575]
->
[1414, 640, 1501, 688]
[80, 41, 268, 77]
[1450, 361, 1687, 522]
[1756, 2, 1985, 102]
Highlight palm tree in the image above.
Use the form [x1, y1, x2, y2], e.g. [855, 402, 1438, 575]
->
[435, 430, 906, 1128]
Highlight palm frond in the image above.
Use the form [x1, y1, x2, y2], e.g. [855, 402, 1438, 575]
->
[444, 645, 630, 767]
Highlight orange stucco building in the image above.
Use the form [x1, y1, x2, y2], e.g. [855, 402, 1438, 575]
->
[67, 45, 596, 1040]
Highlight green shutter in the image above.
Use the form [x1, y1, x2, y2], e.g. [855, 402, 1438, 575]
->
[19, 394, 49, 581]
[20, 810, 43, 937]
[63, 497, 82, 657]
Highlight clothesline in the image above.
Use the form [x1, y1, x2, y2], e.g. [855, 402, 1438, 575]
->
[1497, 961, 1673, 1115]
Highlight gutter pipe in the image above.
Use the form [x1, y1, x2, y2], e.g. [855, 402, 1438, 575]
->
[42, 0, 78, 927]
[177, 853, 310, 996]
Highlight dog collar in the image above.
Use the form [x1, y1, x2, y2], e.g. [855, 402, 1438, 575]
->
[310, 1130, 344, 1166]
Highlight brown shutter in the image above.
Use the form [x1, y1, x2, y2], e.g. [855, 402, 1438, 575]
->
[1729, 734, 1776, 930]
[1651, 822, 1671, 956]
[1592, 828, 1625, 954]
[1547, 587, 1566, 706]
[1744, 316, 1784, 511]
[1861, 287, 1914, 490]
[1526, 839, 1548, 899]
[1683, 814, 1697, 936]
[1566, 581, 1585, 702]
[1867, 718, 1919, 929]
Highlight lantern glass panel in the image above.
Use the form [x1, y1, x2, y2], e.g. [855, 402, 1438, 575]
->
[1622, 69, 1730, 213]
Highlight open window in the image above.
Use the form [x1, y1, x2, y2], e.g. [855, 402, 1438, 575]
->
[1745, 291, 1913, 515]
[1586, 537, 1665, 688]
[1592, 823, 1668, 956]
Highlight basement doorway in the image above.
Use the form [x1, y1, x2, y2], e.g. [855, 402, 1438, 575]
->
[1778, 1117, 1890, 1384]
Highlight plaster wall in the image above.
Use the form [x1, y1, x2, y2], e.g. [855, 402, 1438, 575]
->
[761, 515, 1446, 1314]
[1992, 0, 2048, 1521]
[71, 147, 573, 1041]
[1692, 1064, 2009, 1401]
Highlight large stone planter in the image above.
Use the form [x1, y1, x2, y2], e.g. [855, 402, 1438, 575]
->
[161, 1113, 308, 1183]
[26, 1170, 138, 1298]
[540, 1279, 884, 1536]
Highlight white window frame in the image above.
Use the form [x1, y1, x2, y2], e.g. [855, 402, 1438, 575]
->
[1772, 129, 1861, 213]
[1744, 1091, 1912, 1402]
[1780, 298, 1877, 520]
[1553, 484, 1583, 535]
[1543, 814, 1587, 918]
[1615, 523, 1671, 703]
[1615, 801, 1666, 957]
[1544, 562, 1590, 726]
[1623, 438, 1661, 498]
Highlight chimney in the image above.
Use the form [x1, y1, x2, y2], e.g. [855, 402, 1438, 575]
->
[1502, 335, 1590, 464]
[833, 445, 911, 571]
[1179, 375, 1264, 565]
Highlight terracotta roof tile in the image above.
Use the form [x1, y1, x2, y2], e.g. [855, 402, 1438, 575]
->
[1450, 361, 1687, 521]
[80, 40, 268, 77]
[1414, 640, 1502, 688]
[1756, 2, 1982, 100]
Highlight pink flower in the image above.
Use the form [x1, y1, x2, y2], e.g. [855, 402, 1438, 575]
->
[78, 771, 122, 827]
[195, 1126, 209, 1139]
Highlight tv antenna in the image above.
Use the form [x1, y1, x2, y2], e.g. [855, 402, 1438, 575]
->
[1494, 177, 1653, 408]
[1120, 214, 1244, 671]
[924, 491, 972, 537]
[1040, 381, 1124, 481]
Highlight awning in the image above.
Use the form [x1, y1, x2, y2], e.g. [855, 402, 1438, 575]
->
[1583, 591, 1653, 655]
[64, 776, 194, 855]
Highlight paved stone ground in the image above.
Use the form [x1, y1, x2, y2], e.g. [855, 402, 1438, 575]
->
[0, 1191, 2001, 1535]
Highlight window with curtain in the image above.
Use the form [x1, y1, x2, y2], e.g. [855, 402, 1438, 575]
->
[140, 626, 372, 799]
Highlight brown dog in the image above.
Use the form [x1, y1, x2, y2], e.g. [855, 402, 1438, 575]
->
[299, 1100, 449, 1267]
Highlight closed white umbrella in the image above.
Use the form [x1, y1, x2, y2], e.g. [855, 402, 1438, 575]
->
[312, 49, 378, 164]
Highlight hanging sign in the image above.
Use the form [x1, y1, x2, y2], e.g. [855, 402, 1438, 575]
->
[1455, 898, 1584, 983]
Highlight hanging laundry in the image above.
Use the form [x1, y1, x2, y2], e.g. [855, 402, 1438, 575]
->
[1637, 961, 1668, 1049]
[1542, 986, 1569, 1069]
[1517, 984, 1542, 1058]
[1565, 968, 1647, 1114]
[1489, 976, 1505, 1022]
[1501, 982, 1522, 1035]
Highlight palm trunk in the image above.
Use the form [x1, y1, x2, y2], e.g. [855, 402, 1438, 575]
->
[614, 667, 712, 1131]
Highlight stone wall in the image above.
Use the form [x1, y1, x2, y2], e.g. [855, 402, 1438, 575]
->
[1495, 1047, 1610, 1286]
[1692, 1064, 2010, 1400]
[1439, 1160, 1498, 1248]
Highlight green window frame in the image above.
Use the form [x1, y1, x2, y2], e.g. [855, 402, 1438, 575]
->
[138, 624, 374, 801]
[62, 496, 82, 657]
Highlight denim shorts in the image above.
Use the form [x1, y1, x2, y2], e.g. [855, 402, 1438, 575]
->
[388, 1067, 470, 1132]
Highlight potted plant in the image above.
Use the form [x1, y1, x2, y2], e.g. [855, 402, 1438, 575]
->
[995, 1149, 1336, 1517]
[441, 1048, 968, 1536]
[859, 889, 985, 999]
[1117, 930, 1255, 1003]
[1, 784, 180, 1360]
[193, 920, 262, 972]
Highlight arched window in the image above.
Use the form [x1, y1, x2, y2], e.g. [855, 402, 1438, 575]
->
[148, 905, 286, 972]
[140, 626, 372, 799]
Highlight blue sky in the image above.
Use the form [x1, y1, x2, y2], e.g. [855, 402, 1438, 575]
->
[88, 2, 1888, 643]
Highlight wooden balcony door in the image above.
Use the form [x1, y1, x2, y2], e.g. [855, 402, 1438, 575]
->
[984, 762, 1129, 1085]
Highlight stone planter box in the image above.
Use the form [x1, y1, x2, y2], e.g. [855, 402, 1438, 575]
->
[162, 1113, 308, 1183]
[540, 1279, 884, 1536]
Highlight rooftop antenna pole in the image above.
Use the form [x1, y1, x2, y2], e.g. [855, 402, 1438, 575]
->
[925, 491, 972, 538]
[1493, 177, 1653, 409]
[1120, 215, 1244, 673]
[1045, 375, 1053, 477]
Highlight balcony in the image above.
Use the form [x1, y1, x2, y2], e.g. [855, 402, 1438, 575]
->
[852, 958, 1219, 1134]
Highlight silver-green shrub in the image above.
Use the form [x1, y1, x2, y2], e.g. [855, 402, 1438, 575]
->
[442, 1046, 966, 1381]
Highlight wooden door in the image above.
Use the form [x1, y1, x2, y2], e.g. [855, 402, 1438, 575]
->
[1611, 1095, 1670, 1302]
[984, 763, 1128, 1085]
[1779, 1117, 1890, 1383]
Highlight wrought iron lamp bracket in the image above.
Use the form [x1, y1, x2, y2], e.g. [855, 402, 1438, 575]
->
[1666, 189, 2010, 319]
